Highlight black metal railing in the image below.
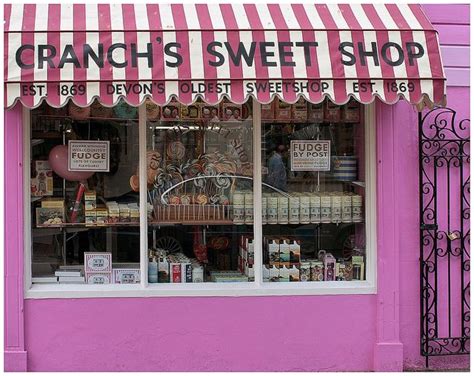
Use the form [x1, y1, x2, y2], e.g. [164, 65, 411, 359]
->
[419, 107, 470, 367]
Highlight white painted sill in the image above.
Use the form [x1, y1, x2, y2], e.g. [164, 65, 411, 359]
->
[25, 281, 376, 299]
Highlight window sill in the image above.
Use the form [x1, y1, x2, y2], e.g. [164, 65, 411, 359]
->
[25, 281, 376, 299]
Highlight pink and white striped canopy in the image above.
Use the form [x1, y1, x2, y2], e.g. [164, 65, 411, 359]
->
[4, 3, 446, 109]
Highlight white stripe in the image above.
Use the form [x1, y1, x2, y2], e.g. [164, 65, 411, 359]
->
[315, 31, 334, 100]
[255, 5, 279, 80]
[183, 5, 204, 80]
[135, 4, 152, 101]
[207, 6, 230, 80]
[326, 4, 349, 29]
[387, 30, 409, 100]
[397, 4, 422, 29]
[373, 5, 398, 29]
[279, 4, 300, 29]
[109, 4, 125, 103]
[159, 4, 175, 30]
[363, 31, 384, 96]
[60, 6, 74, 85]
[85, 4, 100, 103]
[233, 4, 255, 79]
[302, 4, 325, 29]
[413, 30, 434, 99]
[159, 5, 178, 97]
[34, 4, 49, 105]
[60, 4, 74, 31]
[207, 5, 226, 29]
[255, 4, 275, 30]
[291, 30, 307, 79]
[349, 4, 374, 29]
[212, 31, 230, 81]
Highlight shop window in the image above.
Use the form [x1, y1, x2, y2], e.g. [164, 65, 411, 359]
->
[260, 98, 367, 283]
[146, 99, 254, 283]
[26, 97, 374, 293]
[29, 100, 141, 285]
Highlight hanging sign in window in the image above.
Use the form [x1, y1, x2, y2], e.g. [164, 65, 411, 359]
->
[68, 140, 110, 172]
[290, 140, 331, 171]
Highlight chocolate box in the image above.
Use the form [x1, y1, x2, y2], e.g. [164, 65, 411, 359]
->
[85, 272, 112, 284]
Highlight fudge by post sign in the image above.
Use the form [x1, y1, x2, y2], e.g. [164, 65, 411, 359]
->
[290, 140, 331, 171]
[68, 140, 110, 172]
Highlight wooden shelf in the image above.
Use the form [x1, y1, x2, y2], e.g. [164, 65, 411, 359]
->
[36, 222, 140, 229]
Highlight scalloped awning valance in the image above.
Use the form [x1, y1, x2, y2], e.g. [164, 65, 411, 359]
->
[4, 3, 446, 109]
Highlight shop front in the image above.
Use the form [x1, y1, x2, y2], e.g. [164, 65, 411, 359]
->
[4, 3, 469, 372]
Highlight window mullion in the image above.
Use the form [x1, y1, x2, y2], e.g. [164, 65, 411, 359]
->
[252, 99, 263, 287]
[139, 103, 148, 289]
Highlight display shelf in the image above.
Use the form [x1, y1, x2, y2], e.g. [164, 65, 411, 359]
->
[36, 222, 140, 229]
[149, 220, 235, 226]
[263, 221, 364, 225]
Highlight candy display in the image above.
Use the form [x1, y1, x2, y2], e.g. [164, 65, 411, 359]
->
[148, 249, 206, 283]
[292, 97, 308, 121]
[31, 160, 54, 196]
[36, 207, 65, 226]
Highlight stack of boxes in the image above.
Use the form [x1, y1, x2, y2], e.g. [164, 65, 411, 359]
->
[85, 190, 97, 226]
[238, 235, 254, 281]
[263, 237, 301, 282]
[149, 250, 204, 283]
[84, 252, 112, 284]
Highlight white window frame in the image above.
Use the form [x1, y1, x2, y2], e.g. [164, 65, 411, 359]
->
[24, 101, 377, 299]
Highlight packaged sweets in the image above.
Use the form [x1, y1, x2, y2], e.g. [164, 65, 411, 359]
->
[352, 256, 365, 280]
[31, 160, 53, 197]
[262, 195, 268, 225]
[279, 239, 290, 267]
[180, 104, 200, 120]
[300, 262, 311, 282]
[192, 263, 204, 283]
[289, 265, 300, 282]
[331, 194, 342, 223]
[267, 195, 278, 224]
[289, 239, 301, 265]
[342, 98, 360, 122]
[114, 269, 140, 284]
[269, 266, 279, 282]
[221, 101, 242, 120]
[310, 194, 321, 223]
[36, 207, 65, 226]
[292, 97, 307, 121]
[279, 266, 290, 282]
[84, 252, 112, 273]
[342, 194, 353, 223]
[200, 104, 220, 120]
[275, 99, 292, 120]
[95, 206, 108, 226]
[267, 239, 280, 267]
[308, 102, 324, 122]
[320, 194, 332, 223]
[299, 194, 311, 224]
[323, 253, 337, 281]
[336, 261, 353, 281]
[289, 195, 300, 224]
[161, 100, 180, 120]
[261, 100, 275, 120]
[263, 265, 270, 282]
[324, 100, 341, 122]
[310, 260, 324, 281]
[277, 196, 289, 224]
[352, 195, 363, 222]
[85, 272, 112, 284]
[244, 192, 253, 224]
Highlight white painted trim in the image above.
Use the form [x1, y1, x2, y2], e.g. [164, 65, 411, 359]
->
[23, 106, 32, 294]
[138, 103, 148, 289]
[25, 280, 376, 299]
[24, 103, 377, 298]
[252, 99, 263, 286]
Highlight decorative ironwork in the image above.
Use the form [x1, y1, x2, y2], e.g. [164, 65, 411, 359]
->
[419, 107, 470, 367]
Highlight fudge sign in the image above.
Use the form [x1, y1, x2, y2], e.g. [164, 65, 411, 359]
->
[290, 140, 331, 171]
[68, 141, 110, 172]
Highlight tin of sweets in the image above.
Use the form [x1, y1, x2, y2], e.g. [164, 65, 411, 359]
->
[310, 261, 324, 281]
[277, 196, 289, 224]
[299, 194, 310, 224]
[320, 195, 332, 223]
[300, 262, 311, 282]
[310, 195, 321, 223]
[289, 195, 300, 224]
[342, 194, 353, 223]
[267, 196, 278, 224]
[331, 194, 342, 223]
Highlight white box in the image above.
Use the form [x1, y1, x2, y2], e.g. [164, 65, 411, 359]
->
[84, 252, 112, 273]
[113, 268, 140, 284]
[85, 272, 112, 284]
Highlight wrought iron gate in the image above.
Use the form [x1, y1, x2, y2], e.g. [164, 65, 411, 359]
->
[419, 107, 470, 367]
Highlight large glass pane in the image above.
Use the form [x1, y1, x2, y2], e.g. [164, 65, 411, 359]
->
[146, 99, 254, 283]
[30, 100, 141, 285]
[261, 98, 367, 283]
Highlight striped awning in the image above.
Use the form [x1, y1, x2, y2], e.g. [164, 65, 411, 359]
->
[4, 3, 446, 109]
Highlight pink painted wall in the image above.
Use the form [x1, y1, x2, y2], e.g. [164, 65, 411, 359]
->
[4, 4, 470, 372]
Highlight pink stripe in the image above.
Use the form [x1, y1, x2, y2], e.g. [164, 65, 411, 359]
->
[122, 4, 139, 106]
[98, 4, 113, 106]
[72, 4, 88, 106]
[315, 4, 347, 104]
[361, 4, 398, 103]
[220, 4, 244, 104]
[20, 4, 36, 108]
[195, 4, 218, 104]
[146, 4, 166, 105]
[4, 4, 11, 106]
[409, 4, 445, 103]
[172, 4, 192, 105]
[339, 4, 373, 103]
[268, 4, 297, 103]
[243, 4, 271, 103]
[386, 4, 423, 104]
